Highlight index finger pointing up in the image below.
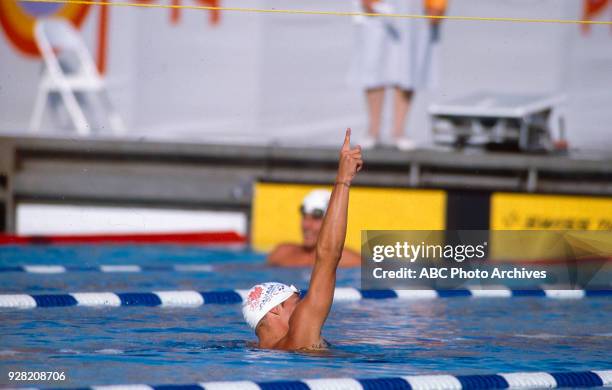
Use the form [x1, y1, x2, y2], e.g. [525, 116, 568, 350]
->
[342, 128, 351, 151]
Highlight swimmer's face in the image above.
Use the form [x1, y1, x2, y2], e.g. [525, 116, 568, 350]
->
[258, 293, 300, 336]
[301, 213, 324, 249]
[282, 292, 300, 314]
[278, 292, 300, 328]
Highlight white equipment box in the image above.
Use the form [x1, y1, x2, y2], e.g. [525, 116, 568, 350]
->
[429, 92, 565, 151]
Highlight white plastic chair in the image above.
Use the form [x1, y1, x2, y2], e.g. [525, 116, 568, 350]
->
[29, 18, 125, 135]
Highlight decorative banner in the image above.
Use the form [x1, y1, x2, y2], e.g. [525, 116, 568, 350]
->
[0, 0, 91, 56]
[1, 1, 221, 70]
[425, 0, 448, 13]
[491, 193, 612, 231]
[133, 0, 220, 24]
[582, 0, 611, 33]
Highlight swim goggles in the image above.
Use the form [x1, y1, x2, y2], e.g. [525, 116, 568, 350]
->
[299, 206, 325, 218]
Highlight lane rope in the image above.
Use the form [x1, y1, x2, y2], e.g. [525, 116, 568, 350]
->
[36, 369, 612, 389]
[19, 0, 612, 26]
[0, 287, 609, 308]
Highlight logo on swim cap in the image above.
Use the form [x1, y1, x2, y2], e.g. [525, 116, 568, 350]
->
[247, 286, 263, 310]
[242, 282, 299, 329]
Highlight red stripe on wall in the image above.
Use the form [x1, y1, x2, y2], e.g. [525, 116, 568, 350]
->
[0, 231, 246, 245]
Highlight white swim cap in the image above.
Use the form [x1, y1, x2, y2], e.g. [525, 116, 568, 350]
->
[242, 282, 300, 329]
[301, 189, 331, 216]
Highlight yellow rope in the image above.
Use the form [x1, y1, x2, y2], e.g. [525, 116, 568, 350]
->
[19, 0, 612, 26]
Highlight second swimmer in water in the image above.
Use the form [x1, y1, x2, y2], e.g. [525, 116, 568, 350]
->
[267, 188, 360, 268]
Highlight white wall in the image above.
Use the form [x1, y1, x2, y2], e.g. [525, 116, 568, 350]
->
[16, 204, 246, 235]
[0, 0, 610, 151]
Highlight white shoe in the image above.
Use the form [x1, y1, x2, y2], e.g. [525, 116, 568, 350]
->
[396, 137, 416, 151]
[361, 136, 378, 150]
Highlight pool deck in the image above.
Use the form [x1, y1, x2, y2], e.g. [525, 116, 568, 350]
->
[0, 134, 611, 233]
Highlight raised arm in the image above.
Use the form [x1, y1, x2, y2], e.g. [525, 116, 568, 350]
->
[286, 129, 363, 346]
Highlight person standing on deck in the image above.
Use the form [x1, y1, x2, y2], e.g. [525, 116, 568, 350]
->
[349, 0, 447, 150]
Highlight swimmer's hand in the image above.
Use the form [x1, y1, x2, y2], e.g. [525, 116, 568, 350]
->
[336, 128, 363, 186]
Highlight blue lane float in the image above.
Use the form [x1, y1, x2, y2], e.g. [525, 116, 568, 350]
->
[0, 287, 610, 308]
[41, 370, 612, 390]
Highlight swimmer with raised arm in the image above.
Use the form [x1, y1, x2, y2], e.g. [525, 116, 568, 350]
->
[243, 129, 363, 350]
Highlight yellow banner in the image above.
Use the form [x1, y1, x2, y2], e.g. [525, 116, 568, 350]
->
[251, 182, 446, 252]
[491, 193, 612, 230]
[490, 193, 612, 261]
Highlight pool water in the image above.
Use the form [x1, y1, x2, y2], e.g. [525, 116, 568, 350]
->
[1, 245, 611, 387]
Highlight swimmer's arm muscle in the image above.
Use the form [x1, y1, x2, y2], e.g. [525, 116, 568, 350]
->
[287, 129, 362, 343]
[306, 180, 350, 310]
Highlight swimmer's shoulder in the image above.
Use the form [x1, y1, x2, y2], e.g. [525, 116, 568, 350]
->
[274, 333, 330, 351]
[310, 338, 331, 350]
[296, 338, 330, 351]
[271, 243, 302, 252]
[267, 243, 308, 266]
[338, 247, 361, 268]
